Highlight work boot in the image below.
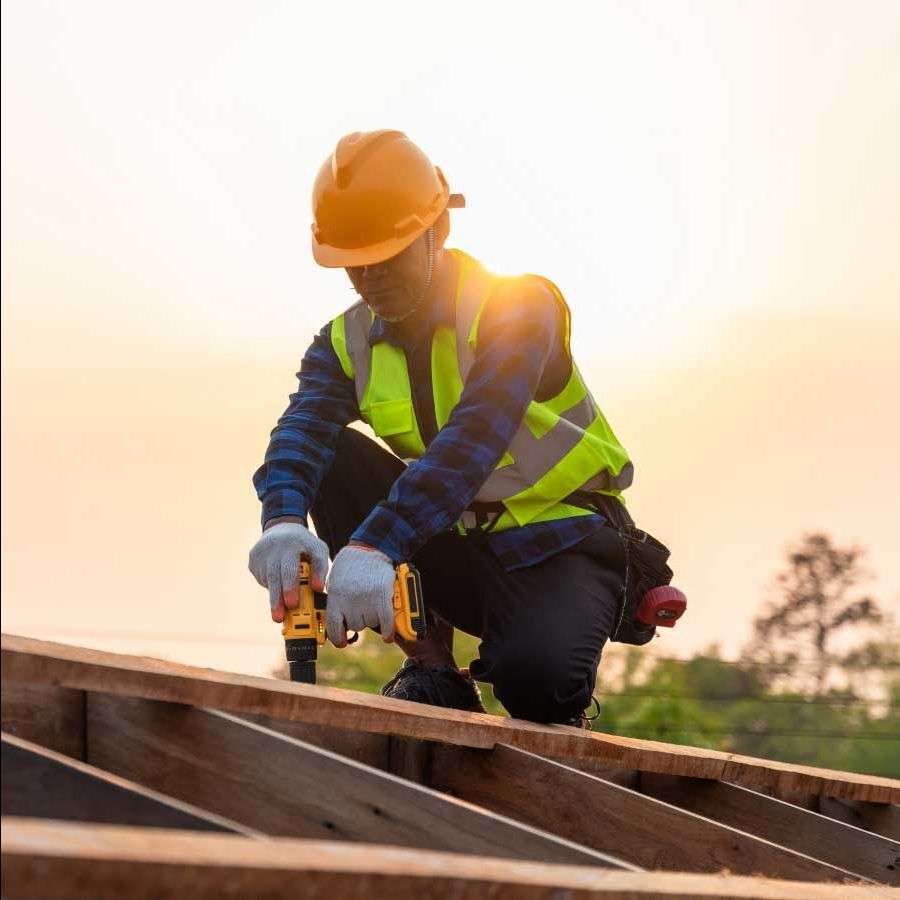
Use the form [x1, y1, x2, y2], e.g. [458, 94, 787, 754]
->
[557, 697, 602, 730]
[381, 659, 486, 713]
[559, 714, 589, 730]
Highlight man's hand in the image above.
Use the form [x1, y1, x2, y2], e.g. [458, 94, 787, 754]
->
[324, 544, 396, 648]
[248, 522, 330, 623]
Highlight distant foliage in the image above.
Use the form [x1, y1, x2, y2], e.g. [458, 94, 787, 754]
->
[593, 643, 899, 777]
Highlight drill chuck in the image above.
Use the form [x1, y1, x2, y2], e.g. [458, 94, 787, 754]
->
[285, 637, 319, 684]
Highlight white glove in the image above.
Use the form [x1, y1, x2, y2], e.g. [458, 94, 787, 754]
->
[325, 545, 396, 647]
[248, 522, 330, 619]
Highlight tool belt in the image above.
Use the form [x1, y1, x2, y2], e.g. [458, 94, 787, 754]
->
[611, 524, 674, 645]
[463, 491, 674, 647]
[566, 490, 674, 645]
[460, 490, 634, 533]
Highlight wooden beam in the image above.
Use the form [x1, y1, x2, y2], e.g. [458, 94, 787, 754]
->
[1, 733, 256, 835]
[0, 678, 393, 773]
[387, 735, 433, 780]
[224, 715, 429, 781]
[426, 743, 865, 883]
[817, 798, 900, 843]
[637, 773, 899, 885]
[567, 759, 900, 883]
[1, 818, 889, 900]
[1, 681, 85, 759]
[781, 790, 900, 844]
[84, 692, 631, 868]
[239, 710, 390, 769]
[742, 782, 900, 843]
[4, 634, 897, 803]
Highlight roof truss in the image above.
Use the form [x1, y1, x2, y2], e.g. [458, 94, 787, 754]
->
[2, 633, 898, 896]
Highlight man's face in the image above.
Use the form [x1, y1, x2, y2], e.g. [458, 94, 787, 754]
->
[345, 231, 429, 321]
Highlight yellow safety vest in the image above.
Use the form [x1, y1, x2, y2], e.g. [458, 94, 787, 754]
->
[330, 250, 633, 533]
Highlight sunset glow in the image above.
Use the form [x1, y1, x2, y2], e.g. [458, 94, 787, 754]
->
[3, 0, 899, 676]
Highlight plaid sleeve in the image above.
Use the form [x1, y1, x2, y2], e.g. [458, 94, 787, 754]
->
[252, 323, 359, 526]
[352, 278, 562, 561]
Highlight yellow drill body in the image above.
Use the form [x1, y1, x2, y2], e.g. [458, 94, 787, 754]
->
[281, 562, 328, 646]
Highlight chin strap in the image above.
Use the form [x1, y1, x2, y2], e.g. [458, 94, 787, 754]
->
[379, 226, 435, 323]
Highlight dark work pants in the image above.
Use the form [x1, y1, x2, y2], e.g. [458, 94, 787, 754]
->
[310, 428, 626, 723]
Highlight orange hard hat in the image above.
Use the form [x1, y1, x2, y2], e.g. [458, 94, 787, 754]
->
[310, 130, 463, 268]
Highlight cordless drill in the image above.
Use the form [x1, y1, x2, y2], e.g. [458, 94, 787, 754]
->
[282, 561, 428, 684]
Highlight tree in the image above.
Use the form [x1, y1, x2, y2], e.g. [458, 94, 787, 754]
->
[743, 532, 884, 694]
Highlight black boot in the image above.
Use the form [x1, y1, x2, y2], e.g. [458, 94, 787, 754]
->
[557, 697, 602, 729]
[381, 659, 486, 713]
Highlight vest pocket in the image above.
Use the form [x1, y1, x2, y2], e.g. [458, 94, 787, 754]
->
[370, 399, 414, 437]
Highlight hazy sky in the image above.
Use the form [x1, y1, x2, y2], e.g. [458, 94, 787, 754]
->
[3, 0, 899, 677]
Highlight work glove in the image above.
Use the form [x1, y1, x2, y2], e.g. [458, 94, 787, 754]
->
[248, 522, 330, 623]
[325, 544, 396, 647]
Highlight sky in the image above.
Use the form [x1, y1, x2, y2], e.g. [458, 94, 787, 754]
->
[2, 0, 899, 678]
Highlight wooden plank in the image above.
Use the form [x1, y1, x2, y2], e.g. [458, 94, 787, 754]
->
[84, 692, 631, 868]
[638, 773, 900, 885]
[427, 743, 864, 883]
[235, 717, 420, 780]
[231, 715, 427, 783]
[785, 792, 900, 844]
[817, 799, 900, 843]
[240, 710, 390, 768]
[2, 818, 891, 900]
[387, 735, 433, 781]
[745, 782, 900, 843]
[1, 732, 254, 835]
[1, 681, 85, 759]
[4, 634, 897, 804]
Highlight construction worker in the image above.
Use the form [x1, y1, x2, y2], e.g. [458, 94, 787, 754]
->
[249, 130, 643, 725]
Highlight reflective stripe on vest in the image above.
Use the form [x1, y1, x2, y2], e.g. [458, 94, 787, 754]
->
[331, 250, 633, 530]
[339, 301, 428, 459]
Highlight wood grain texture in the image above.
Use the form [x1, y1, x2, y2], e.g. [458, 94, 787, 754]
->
[3, 818, 893, 900]
[1, 681, 85, 759]
[84, 692, 630, 868]
[427, 744, 864, 883]
[1, 732, 254, 835]
[240, 710, 390, 768]
[745, 784, 900, 842]
[787, 794, 900, 844]
[387, 735, 433, 780]
[638, 773, 900, 885]
[4, 633, 897, 803]
[816, 799, 900, 843]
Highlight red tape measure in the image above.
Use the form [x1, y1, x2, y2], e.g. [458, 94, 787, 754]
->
[636, 585, 687, 628]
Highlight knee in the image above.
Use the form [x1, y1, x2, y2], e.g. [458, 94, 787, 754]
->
[331, 425, 378, 464]
[480, 646, 594, 724]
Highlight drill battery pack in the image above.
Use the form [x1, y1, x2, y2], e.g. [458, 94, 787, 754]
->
[391, 563, 428, 642]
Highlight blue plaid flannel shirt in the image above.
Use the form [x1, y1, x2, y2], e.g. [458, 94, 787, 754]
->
[253, 268, 606, 570]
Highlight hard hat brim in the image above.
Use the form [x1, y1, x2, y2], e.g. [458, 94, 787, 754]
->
[311, 192, 449, 268]
[311, 229, 425, 268]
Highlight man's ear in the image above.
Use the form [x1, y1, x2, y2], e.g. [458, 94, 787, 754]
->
[434, 210, 450, 249]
